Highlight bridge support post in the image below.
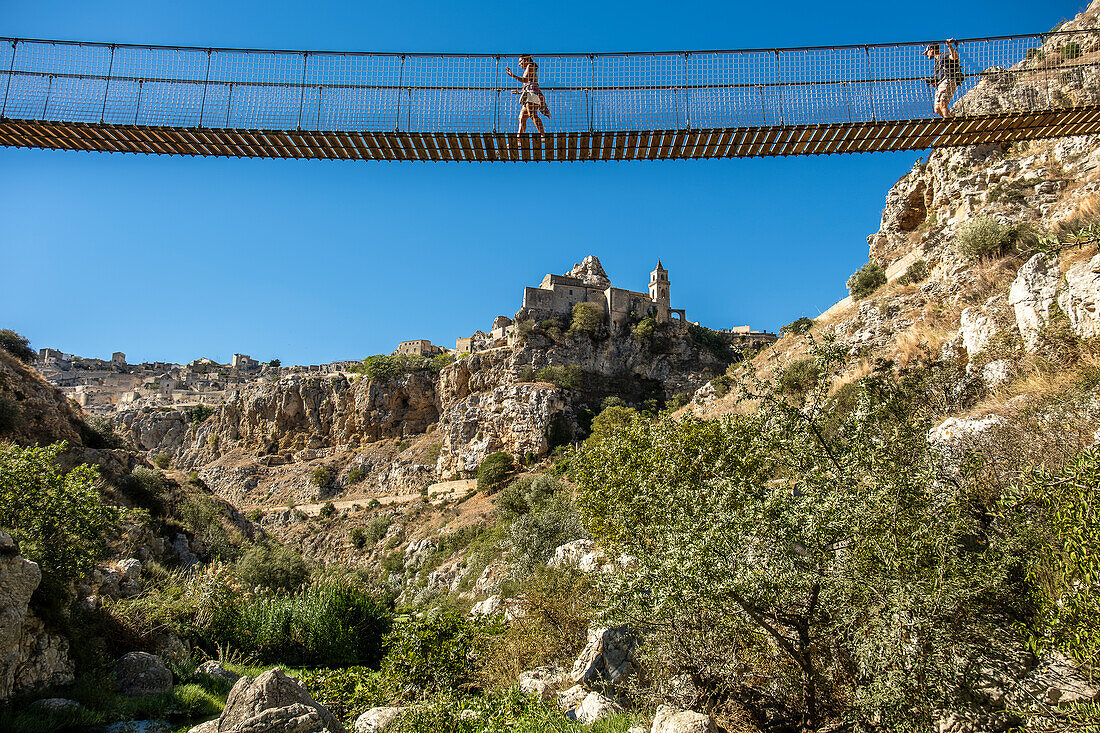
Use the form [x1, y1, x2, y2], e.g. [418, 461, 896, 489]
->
[198, 50, 211, 126]
[865, 46, 876, 122]
[1, 40, 16, 119]
[99, 44, 115, 124]
[297, 52, 309, 130]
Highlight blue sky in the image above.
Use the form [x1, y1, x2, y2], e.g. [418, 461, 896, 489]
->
[0, 0, 1088, 365]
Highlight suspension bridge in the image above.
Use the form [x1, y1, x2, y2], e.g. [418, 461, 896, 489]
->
[1, 31, 1098, 162]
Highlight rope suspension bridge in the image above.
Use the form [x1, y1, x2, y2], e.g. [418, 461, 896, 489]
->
[1, 31, 1099, 162]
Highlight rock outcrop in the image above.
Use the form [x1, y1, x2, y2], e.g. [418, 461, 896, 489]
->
[114, 652, 173, 696]
[0, 532, 74, 700]
[651, 706, 716, 733]
[208, 668, 345, 733]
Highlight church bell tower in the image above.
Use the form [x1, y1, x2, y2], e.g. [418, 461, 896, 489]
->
[649, 260, 670, 323]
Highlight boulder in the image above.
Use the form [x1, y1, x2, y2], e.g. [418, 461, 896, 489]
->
[557, 683, 589, 711]
[1009, 254, 1060, 351]
[216, 668, 345, 733]
[197, 660, 240, 684]
[651, 705, 716, 733]
[958, 307, 998, 357]
[0, 534, 74, 700]
[981, 360, 1013, 390]
[29, 697, 82, 713]
[1058, 253, 1100, 340]
[570, 626, 639, 691]
[354, 706, 404, 733]
[187, 722, 219, 733]
[114, 652, 173, 696]
[1008, 650, 1100, 708]
[570, 691, 618, 724]
[470, 595, 502, 616]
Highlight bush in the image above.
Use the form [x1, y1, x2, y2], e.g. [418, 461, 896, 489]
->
[186, 404, 216, 423]
[0, 329, 35, 362]
[517, 366, 537, 382]
[1062, 41, 1082, 60]
[346, 466, 367, 484]
[0, 397, 22, 435]
[569, 302, 604, 337]
[383, 610, 493, 692]
[779, 317, 816, 337]
[311, 465, 332, 488]
[953, 215, 1035, 261]
[214, 577, 393, 666]
[777, 357, 822, 396]
[152, 453, 170, 469]
[588, 405, 639, 441]
[494, 474, 568, 525]
[689, 324, 732, 362]
[236, 543, 309, 592]
[535, 365, 583, 390]
[631, 316, 656, 343]
[899, 258, 930, 285]
[665, 393, 691, 412]
[477, 452, 514, 494]
[84, 414, 125, 449]
[364, 515, 392, 544]
[847, 261, 887, 299]
[119, 466, 166, 512]
[297, 666, 395, 724]
[1026, 47, 1044, 61]
[319, 501, 337, 519]
[0, 442, 114, 606]
[269, 359, 281, 367]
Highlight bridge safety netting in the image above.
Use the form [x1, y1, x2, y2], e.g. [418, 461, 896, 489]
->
[1, 31, 1098, 133]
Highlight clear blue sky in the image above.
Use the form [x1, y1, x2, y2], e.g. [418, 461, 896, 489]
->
[0, 1, 1088, 365]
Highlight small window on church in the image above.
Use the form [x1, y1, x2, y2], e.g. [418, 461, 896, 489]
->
[569, 290, 573, 295]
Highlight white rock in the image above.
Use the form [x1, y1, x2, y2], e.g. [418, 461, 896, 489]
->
[981, 360, 1013, 390]
[572, 691, 618, 724]
[29, 697, 82, 713]
[470, 595, 502, 616]
[1058, 253, 1100, 340]
[557, 683, 589, 711]
[570, 626, 639, 690]
[518, 676, 554, 702]
[651, 705, 715, 733]
[1009, 254, 1060, 351]
[355, 706, 404, 733]
[929, 415, 1006, 447]
[959, 307, 998, 357]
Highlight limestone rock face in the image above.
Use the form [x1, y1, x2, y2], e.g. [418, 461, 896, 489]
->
[216, 668, 345, 733]
[1058, 253, 1100, 340]
[959, 307, 998, 357]
[572, 691, 619, 724]
[565, 255, 611, 288]
[570, 626, 639, 692]
[114, 652, 173, 696]
[0, 349, 85, 447]
[1009, 254, 1061, 352]
[651, 706, 716, 733]
[0, 533, 74, 700]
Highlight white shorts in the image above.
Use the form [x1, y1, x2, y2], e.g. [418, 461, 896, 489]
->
[935, 78, 958, 108]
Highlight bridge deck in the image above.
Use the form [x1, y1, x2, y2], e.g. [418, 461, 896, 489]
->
[4, 107, 1099, 161]
[2, 30, 1098, 161]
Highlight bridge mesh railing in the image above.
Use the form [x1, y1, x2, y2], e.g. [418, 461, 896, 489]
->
[1, 31, 1098, 133]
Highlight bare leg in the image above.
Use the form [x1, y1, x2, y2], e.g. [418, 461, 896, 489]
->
[518, 108, 529, 135]
[532, 110, 545, 135]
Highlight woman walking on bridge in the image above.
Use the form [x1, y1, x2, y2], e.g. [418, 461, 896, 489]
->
[505, 56, 551, 136]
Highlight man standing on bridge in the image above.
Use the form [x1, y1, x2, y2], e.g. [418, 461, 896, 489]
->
[925, 40, 963, 118]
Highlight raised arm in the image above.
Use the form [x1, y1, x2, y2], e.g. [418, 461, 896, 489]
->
[947, 39, 959, 60]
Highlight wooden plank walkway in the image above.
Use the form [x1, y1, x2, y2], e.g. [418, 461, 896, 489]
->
[3, 106, 1099, 161]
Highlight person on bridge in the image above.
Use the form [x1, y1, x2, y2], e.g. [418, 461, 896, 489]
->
[925, 40, 963, 118]
[504, 55, 551, 136]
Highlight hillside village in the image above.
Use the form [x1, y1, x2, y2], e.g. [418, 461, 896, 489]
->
[34, 255, 774, 415]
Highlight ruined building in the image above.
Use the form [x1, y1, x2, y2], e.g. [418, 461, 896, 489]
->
[516, 255, 687, 330]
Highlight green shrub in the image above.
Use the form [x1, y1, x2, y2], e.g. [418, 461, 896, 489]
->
[84, 414, 125, 449]
[569, 302, 604, 336]
[517, 366, 537, 382]
[847, 261, 887, 299]
[689, 324, 732, 362]
[515, 319, 535, 342]
[779, 317, 816, 337]
[298, 666, 396, 725]
[1062, 41, 1082, 60]
[777, 357, 822, 396]
[495, 474, 568, 525]
[953, 215, 1033, 261]
[421, 442, 442, 464]
[311, 465, 332, 488]
[0, 442, 114, 606]
[535, 365, 583, 390]
[383, 610, 492, 692]
[631, 317, 656, 342]
[319, 501, 337, 519]
[665, 393, 691, 412]
[588, 405, 639, 440]
[346, 466, 367, 484]
[214, 577, 393, 666]
[477, 452, 514, 494]
[0, 396, 22, 434]
[710, 374, 734, 398]
[119, 466, 166, 513]
[899, 258, 930, 285]
[0, 329, 35, 362]
[269, 359, 281, 367]
[353, 353, 450, 382]
[152, 453, 171, 469]
[186, 404, 216, 423]
[1026, 47, 1044, 61]
[236, 543, 309, 592]
[350, 527, 368, 549]
[364, 515, 392, 544]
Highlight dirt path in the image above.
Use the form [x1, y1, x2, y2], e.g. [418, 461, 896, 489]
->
[283, 479, 477, 516]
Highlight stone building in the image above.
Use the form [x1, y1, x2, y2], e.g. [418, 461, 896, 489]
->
[394, 340, 445, 357]
[516, 255, 687, 331]
[111, 352, 126, 366]
[232, 354, 259, 370]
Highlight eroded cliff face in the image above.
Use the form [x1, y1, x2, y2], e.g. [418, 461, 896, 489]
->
[116, 326, 727, 501]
